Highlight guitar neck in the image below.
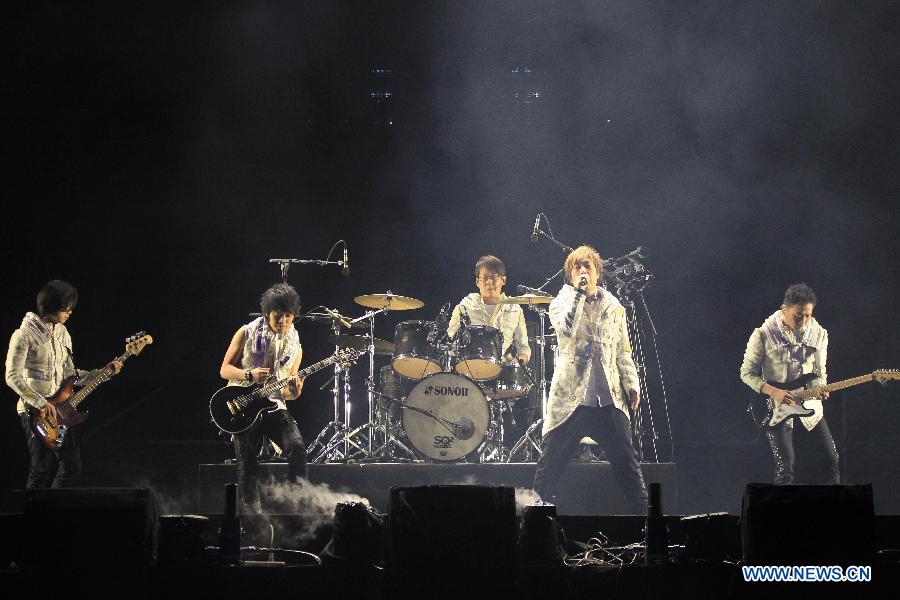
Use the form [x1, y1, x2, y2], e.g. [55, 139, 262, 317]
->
[69, 350, 132, 408]
[796, 373, 874, 400]
[255, 354, 342, 397]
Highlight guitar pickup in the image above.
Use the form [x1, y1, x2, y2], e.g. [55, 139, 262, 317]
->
[226, 401, 238, 416]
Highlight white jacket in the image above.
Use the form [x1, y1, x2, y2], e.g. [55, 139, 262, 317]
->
[543, 285, 639, 436]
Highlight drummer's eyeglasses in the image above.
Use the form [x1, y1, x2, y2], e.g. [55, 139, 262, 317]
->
[476, 274, 504, 282]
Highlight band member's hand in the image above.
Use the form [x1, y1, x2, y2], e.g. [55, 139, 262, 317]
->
[107, 360, 124, 375]
[517, 354, 530, 364]
[816, 388, 830, 400]
[283, 375, 304, 400]
[770, 388, 797, 405]
[250, 367, 270, 383]
[628, 389, 640, 411]
[40, 402, 58, 424]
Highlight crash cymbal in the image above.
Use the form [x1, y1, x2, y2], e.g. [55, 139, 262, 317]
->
[497, 294, 554, 305]
[354, 293, 424, 311]
[327, 334, 395, 356]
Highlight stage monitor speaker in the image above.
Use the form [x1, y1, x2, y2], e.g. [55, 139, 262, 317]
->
[24, 487, 159, 578]
[388, 485, 516, 593]
[741, 483, 875, 565]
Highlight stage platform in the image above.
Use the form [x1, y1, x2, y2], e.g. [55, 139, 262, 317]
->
[2, 508, 899, 599]
[197, 461, 678, 515]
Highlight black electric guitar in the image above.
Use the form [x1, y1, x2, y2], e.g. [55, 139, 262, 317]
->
[209, 348, 363, 434]
[28, 332, 153, 449]
[748, 369, 900, 429]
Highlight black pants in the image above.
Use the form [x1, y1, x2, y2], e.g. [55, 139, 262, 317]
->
[766, 416, 840, 484]
[20, 412, 82, 489]
[233, 408, 307, 511]
[533, 405, 648, 513]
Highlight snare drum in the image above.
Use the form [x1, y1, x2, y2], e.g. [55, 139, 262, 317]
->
[483, 361, 533, 400]
[453, 325, 502, 381]
[402, 372, 489, 461]
[393, 320, 445, 380]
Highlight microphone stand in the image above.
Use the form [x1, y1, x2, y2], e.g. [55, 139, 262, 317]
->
[269, 240, 347, 282]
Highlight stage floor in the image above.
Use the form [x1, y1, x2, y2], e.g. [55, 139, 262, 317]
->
[198, 461, 678, 515]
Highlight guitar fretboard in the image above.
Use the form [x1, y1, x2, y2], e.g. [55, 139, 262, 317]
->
[70, 350, 132, 408]
[796, 373, 875, 399]
[251, 354, 346, 400]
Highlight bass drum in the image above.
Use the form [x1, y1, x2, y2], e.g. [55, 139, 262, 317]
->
[402, 372, 489, 461]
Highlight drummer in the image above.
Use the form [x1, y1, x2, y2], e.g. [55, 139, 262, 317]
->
[447, 255, 531, 364]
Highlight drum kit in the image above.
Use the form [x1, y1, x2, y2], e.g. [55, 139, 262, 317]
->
[304, 291, 556, 463]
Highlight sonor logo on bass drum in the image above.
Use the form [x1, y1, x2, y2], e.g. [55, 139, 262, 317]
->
[433, 435, 455, 448]
[424, 385, 470, 397]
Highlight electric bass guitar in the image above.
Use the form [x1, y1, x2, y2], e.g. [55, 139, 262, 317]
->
[209, 348, 363, 434]
[748, 369, 899, 429]
[28, 332, 153, 449]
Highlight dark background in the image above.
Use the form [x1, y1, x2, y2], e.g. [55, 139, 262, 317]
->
[3, 0, 898, 514]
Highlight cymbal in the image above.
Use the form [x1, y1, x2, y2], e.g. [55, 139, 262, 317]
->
[327, 334, 395, 356]
[354, 293, 424, 311]
[302, 312, 366, 328]
[497, 294, 554, 305]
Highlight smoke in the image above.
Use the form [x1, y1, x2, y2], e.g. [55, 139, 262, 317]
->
[255, 477, 375, 547]
[131, 478, 196, 516]
[515, 487, 542, 511]
[261, 476, 371, 512]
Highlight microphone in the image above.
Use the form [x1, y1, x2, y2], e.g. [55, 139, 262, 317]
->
[579, 275, 588, 288]
[323, 308, 351, 329]
[530, 214, 541, 242]
[427, 302, 451, 342]
[342, 245, 349, 276]
[459, 310, 472, 345]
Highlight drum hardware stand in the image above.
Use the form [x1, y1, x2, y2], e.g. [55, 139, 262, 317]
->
[506, 300, 552, 462]
[308, 312, 366, 463]
[362, 392, 418, 462]
[477, 400, 514, 463]
[339, 306, 404, 462]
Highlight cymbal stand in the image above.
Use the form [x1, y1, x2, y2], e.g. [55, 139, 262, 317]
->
[348, 307, 419, 462]
[507, 304, 551, 462]
[308, 315, 365, 462]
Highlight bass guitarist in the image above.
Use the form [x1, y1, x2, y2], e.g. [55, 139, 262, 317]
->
[5, 280, 122, 489]
[219, 283, 307, 513]
[740, 282, 840, 484]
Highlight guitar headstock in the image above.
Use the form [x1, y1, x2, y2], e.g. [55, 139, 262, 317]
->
[873, 369, 900, 385]
[337, 348, 365, 369]
[125, 331, 154, 356]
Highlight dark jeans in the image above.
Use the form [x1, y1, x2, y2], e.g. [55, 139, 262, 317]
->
[766, 416, 840, 484]
[533, 404, 648, 513]
[20, 412, 82, 489]
[233, 408, 307, 511]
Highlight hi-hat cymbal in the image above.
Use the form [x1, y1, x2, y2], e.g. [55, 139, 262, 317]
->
[354, 293, 424, 311]
[497, 294, 554, 305]
[327, 334, 395, 356]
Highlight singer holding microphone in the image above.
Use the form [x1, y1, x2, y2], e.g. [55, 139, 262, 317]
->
[219, 283, 308, 513]
[446, 255, 530, 364]
[532, 245, 648, 513]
